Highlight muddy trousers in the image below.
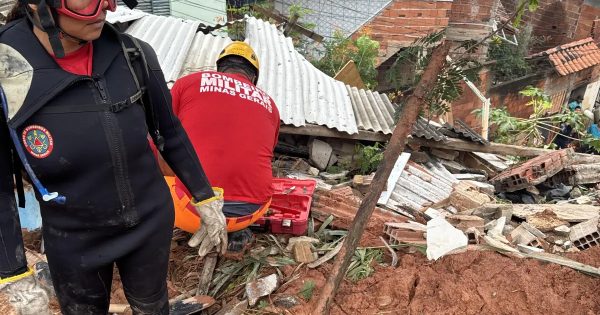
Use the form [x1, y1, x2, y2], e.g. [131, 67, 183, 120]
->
[42, 208, 174, 315]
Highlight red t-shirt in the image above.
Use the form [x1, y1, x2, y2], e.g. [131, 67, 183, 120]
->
[171, 71, 280, 204]
[52, 43, 94, 76]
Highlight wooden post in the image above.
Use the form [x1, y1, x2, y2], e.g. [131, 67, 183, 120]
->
[481, 98, 490, 140]
[311, 41, 452, 314]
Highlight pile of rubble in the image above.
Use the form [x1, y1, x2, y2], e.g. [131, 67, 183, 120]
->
[274, 135, 600, 271]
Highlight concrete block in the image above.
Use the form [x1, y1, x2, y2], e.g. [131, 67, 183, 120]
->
[510, 224, 538, 246]
[570, 217, 599, 241]
[384, 222, 426, 246]
[447, 214, 485, 233]
[309, 139, 333, 171]
[570, 217, 600, 250]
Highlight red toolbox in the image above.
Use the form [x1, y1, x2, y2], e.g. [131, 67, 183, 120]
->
[250, 178, 317, 235]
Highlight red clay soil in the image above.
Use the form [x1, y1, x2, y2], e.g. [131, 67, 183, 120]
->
[278, 247, 600, 315]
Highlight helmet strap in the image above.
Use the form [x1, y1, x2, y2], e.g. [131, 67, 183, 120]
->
[25, 1, 88, 58]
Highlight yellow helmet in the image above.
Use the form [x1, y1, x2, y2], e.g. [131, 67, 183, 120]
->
[217, 41, 260, 77]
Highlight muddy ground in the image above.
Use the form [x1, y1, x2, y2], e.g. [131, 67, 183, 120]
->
[7, 229, 600, 315]
[278, 247, 600, 315]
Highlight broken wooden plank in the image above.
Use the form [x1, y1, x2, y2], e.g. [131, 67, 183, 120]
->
[509, 204, 600, 222]
[525, 252, 600, 277]
[280, 124, 389, 142]
[409, 136, 600, 162]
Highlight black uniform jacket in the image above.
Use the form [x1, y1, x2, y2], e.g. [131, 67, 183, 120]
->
[0, 19, 213, 276]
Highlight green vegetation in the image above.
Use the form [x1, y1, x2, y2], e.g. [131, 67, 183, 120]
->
[311, 31, 380, 89]
[355, 143, 384, 175]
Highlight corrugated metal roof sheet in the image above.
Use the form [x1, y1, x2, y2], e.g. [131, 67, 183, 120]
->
[531, 37, 600, 76]
[126, 15, 199, 83]
[384, 159, 458, 212]
[442, 119, 489, 145]
[245, 16, 359, 134]
[126, 14, 403, 135]
[348, 85, 396, 134]
[413, 118, 448, 142]
[106, 6, 149, 24]
[180, 32, 232, 78]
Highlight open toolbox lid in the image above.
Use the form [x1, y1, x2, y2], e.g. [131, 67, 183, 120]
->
[271, 178, 317, 196]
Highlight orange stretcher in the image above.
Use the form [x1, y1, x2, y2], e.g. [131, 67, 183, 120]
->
[164, 176, 270, 233]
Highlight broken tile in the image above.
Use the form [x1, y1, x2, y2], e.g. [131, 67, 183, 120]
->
[293, 242, 316, 264]
[246, 274, 279, 306]
[426, 216, 468, 260]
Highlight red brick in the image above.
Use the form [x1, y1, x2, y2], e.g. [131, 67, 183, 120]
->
[398, 17, 438, 26]
[437, 9, 449, 17]
[394, 0, 437, 9]
[435, 1, 453, 10]
[491, 149, 575, 192]
[436, 17, 450, 26]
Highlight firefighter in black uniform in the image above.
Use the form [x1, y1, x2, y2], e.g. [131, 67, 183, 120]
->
[0, 0, 227, 314]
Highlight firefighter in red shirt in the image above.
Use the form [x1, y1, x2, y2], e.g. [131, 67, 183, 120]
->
[166, 42, 280, 252]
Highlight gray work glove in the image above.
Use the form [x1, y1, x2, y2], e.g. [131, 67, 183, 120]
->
[188, 188, 228, 258]
[0, 269, 51, 315]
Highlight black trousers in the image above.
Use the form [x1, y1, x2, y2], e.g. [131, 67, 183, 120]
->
[42, 201, 174, 315]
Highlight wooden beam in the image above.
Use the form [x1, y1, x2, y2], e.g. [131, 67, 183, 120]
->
[311, 41, 453, 314]
[280, 124, 390, 142]
[251, 5, 324, 42]
[409, 136, 600, 162]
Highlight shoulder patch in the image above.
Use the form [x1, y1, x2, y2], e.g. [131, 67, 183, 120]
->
[22, 125, 54, 158]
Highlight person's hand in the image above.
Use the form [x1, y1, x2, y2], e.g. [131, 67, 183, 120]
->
[0, 268, 51, 315]
[188, 188, 228, 258]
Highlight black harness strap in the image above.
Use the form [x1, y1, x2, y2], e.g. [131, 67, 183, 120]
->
[36, 90, 143, 114]
[117, 30, 165, 151]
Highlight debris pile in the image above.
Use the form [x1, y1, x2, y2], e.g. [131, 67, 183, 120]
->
[15, 134, 600, 315]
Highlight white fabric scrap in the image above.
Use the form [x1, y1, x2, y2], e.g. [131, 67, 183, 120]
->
[426, 216, 468, 260]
